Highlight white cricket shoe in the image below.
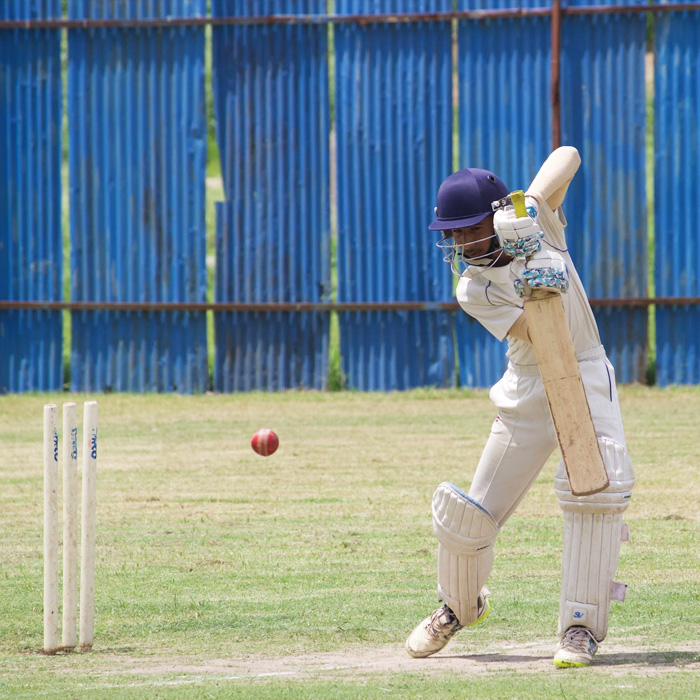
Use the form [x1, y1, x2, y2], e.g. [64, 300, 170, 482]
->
[554, 626, 599, 668]
[405, 591, 490, 658]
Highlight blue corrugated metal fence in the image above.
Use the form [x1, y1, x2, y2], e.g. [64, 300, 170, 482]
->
[212, 0, 331, 391]
[1, 2, 699, 391]
[654, 3, 700, 385]
[334, 0, 455, 390]
[0, 0, 63, 392]
[67, 0, 208, 392]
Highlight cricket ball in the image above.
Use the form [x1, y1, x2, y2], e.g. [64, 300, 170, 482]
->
[251, 428, 279, 457]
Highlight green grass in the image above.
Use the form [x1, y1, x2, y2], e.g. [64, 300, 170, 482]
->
[0, 388, 698, 697]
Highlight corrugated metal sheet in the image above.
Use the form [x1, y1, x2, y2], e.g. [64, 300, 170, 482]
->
[212, 0, 331, 390]
[561, 0, 648, 383]
[455, 0, 552, 387]
[67, 0, 208, 392]
[457, 0, 552, 185]
[334, 0, 455, 390]
[3, 2, 692, 393]
[215, 204, 330, 391]
[0, 0, 63, 392]
[654, 6, 700, 385]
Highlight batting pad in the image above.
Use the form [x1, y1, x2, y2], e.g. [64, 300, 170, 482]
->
[432, 482, 500, 626]
[555, 437, 635, 641]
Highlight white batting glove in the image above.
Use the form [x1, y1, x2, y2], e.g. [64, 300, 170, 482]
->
[520, 249, 569, 294]
[493, 208, 543, 259]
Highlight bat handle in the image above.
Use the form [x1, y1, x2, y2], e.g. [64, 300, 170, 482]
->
[510, 190, 528, 218]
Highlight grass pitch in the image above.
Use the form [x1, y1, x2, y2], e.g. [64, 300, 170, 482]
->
[0, 387, 698, 698]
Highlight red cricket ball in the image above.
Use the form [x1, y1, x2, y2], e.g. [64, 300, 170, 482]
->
[251, 428, 279, 457]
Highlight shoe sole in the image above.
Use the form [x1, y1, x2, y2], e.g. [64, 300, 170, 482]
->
[405, 644, 434, 659]
[554, 658, 592, 668]
[468, 599, 490, 628]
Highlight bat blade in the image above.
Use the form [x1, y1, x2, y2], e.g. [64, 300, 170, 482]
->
[524, 288, 609, 496]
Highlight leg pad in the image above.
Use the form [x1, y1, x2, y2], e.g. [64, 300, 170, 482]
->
[432, 482, 499, 626]
[555, 437, 635, 641]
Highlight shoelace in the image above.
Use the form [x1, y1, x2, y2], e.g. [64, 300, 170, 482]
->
[427, 606, 458, 636]
[430, 602, 480, 636]
[562, 627, 595, 651]
[427, 594, 487, 636]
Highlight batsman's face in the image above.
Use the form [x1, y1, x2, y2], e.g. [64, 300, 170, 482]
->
[437, 214, 510, 274]
[450, 217, 496, 259]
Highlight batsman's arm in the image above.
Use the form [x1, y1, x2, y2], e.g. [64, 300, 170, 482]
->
[508, 312, 532, 343]
[526, 146, 580, 211]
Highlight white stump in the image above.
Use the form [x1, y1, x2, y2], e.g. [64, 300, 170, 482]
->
[62, 403, 79, 650]
[79, 401, 98, 650]
[43, 404, 59, 654]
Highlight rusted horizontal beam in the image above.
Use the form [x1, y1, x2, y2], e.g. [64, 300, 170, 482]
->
[0, 300, 455, 312]
[0, 4, 698, 30]
[1, 297, 699, 312]
[566, 3, 700, 17]
[590, 297, 697, 308]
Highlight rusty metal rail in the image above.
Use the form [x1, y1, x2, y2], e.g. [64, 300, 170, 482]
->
[0, 297, 697, 312]
[0, 5, 698, 30]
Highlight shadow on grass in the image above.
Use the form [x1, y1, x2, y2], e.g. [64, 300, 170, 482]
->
[438, 653, 550, 664]
[25, 645, 139, 656]
[439, 651, 698, 667]
[595, 651, 698, 667]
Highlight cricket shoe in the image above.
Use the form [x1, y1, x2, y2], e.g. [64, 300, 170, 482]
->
[553, 626, 599, 668]
[404, 589, 490, 658]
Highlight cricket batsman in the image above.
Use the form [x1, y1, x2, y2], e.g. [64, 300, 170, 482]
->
[404, 147, 635, 668]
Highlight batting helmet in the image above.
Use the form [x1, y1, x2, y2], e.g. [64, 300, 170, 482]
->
[429, 168, 508, 231]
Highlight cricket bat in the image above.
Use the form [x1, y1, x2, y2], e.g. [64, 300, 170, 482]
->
[511, 190, 609, 496]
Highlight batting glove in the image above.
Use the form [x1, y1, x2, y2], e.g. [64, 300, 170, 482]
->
[493, 208, 544, 259]
[514, 249, 569, 297]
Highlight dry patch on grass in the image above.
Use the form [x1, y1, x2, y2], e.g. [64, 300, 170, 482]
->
[81, 641, 699, 683]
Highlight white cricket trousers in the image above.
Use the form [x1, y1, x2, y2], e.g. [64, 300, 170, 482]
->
[468, 345, 627, 526]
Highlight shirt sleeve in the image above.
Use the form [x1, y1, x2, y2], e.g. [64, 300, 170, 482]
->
[456, 277, 524, 342]
[526, 188, 568, 251]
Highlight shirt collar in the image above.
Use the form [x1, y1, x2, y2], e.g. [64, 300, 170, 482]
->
[464, 263, 513, 285]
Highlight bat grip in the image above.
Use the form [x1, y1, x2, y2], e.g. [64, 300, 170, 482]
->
[510, 190, 528, 218]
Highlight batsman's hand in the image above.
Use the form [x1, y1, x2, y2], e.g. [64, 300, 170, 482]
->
[493, 208, 543, 259]
[521, 249, 569, 293]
